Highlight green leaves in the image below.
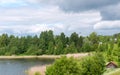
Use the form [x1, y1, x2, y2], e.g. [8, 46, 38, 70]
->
[46, 53, 105, 75]
[80, 53, 105, 75]
[46, 56, 81, 75]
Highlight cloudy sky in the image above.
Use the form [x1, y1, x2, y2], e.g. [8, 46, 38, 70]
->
[0, 0, 120, 36]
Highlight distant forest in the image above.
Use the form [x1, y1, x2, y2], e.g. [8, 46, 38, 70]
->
[0, 30, 120, 57]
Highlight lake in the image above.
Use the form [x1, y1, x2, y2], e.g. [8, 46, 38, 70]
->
[0, 58, 54, 75]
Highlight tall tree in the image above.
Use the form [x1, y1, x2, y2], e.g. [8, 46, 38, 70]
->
[70, 32, 79, 46]
[0, 34, 9, 47]
[60, 32, 66, 48]
[89, 32, 99, 44]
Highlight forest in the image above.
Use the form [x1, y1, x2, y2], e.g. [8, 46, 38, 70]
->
[0, 30, 120, 57]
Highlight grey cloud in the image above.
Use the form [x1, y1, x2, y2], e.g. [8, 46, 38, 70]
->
[100, 4, 120, 20]
[58, 0, 120, 12]
[33, 0, 120, 20]
[26, 0, 60, 5]
[57, 0, 120, 20]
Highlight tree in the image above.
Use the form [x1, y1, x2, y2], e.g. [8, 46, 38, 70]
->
[47, 30, 54, 43]
[89, 32, 99, 44]
[39, 31, 47, 53]
[77, 36, 83, 52]
[39, 30, 54, 54]
[60, 32, 66, 48]
[17, 37, 27, 54]
[82, 38, 93, 52]
[0, 34, 9, 47]
[70, 32, 79, 46]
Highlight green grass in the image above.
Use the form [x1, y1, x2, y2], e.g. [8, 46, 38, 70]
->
[34, 72, 41, 75]
[103, 68, 120, 75]
[109, 71, 120, 75]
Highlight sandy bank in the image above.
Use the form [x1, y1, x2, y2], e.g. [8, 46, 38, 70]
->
[27, 65, 47, 75]
[0, 53, 89, 60]
[0, 55, 61, 59]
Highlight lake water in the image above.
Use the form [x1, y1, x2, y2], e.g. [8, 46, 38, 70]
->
[0, 59, 54, 75]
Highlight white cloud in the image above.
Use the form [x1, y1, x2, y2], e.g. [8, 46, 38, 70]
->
[0, 6, 101, 35]
[94, 21, 120, 30]
[0, 0, 120, 36]
[0, 24, 54, 34]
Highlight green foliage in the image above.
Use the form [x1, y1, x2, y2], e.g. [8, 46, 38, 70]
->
[82, 38, 93, 52]
[25, 45, 42, 55]
[0, 31, 83, 55]
[54, 39, 63, 55]
[0, 30, 120, 59]
[47, 42, 54, 54]
[46, 56, 81, 75]
[0, 34, 9, 47]
[80, 53, 105, 75]
[89, 32, 99, 44]
[64, 42, 77, 54]
[60, 32, 66, 48]
[46, 53, 105, 75]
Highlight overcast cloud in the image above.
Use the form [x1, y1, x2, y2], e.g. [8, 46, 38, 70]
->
[0, 0, 120, 36]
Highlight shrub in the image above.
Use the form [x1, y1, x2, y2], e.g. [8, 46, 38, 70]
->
[80, 53, 105, 75]
[46, 53, 105, 75]
[46, 56, 81, 75]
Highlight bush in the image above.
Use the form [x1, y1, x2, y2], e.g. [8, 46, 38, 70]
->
[80, 53, 105, 75]
[46, 56, 81, 75]
[46, 53, 105, 75]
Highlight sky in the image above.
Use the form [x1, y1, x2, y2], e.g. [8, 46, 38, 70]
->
[0, 0, 120, 36]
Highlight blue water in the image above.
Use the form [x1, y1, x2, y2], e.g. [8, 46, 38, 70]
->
[0, 59, 53, 75]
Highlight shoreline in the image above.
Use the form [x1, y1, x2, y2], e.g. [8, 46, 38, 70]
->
[0, 55, 61, 60]
[27, 53, 89, 75]
[0, 53, 89, 60]
[27, 65, 47, 75]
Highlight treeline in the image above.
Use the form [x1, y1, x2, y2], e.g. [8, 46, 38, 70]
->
[0, 30, 120, 56]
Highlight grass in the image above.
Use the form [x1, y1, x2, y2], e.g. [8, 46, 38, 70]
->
[109, 71, 120, 75]
[34, 72, 41, 75]
[103, 68, 120, 75]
